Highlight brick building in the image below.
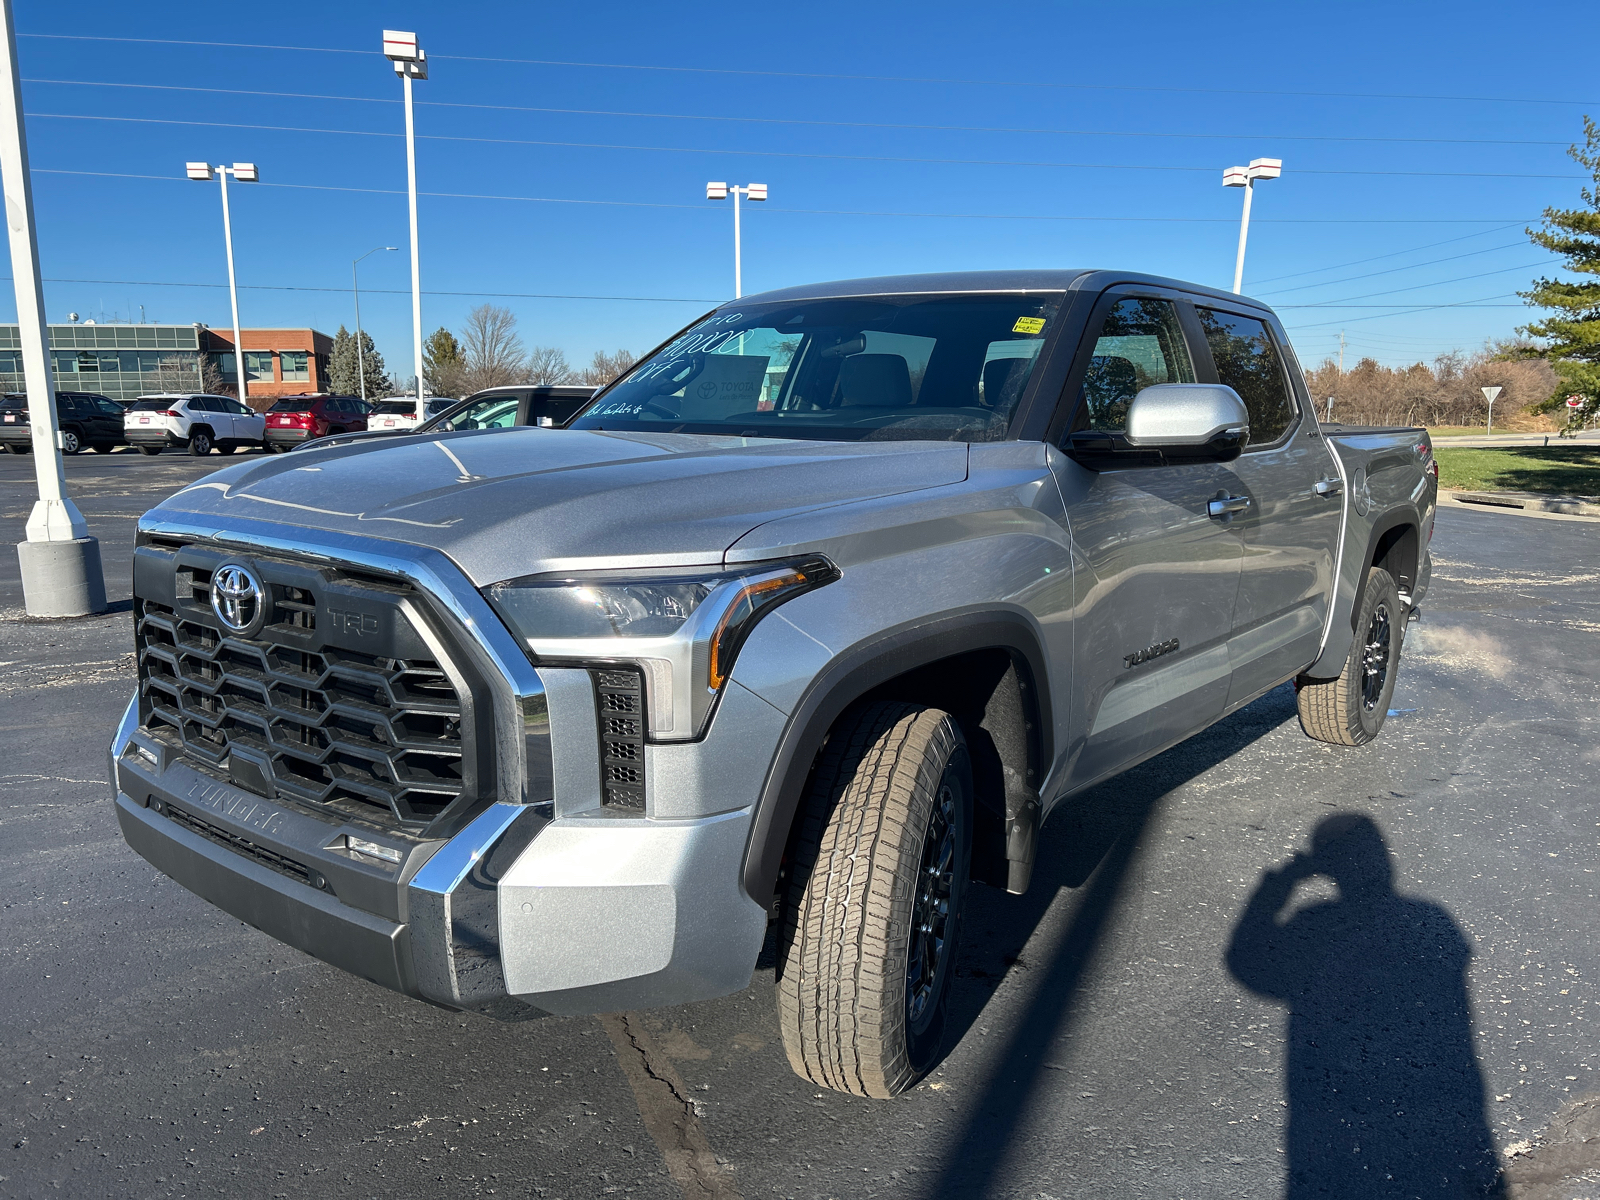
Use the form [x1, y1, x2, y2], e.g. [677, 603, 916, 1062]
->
[199, 327, 334, 406]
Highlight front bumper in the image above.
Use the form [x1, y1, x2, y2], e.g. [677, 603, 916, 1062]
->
[111, 689, 769, 1016]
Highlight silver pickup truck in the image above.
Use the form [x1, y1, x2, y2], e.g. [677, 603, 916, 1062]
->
[110, 270, 1436, 1099]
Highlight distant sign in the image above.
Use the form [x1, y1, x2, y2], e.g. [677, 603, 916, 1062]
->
[1480, 386, 1502, 403]
[1568, 395, 1584, 408]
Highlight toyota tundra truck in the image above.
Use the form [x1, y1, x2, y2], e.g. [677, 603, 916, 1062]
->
[110, 270, 1437, 1099]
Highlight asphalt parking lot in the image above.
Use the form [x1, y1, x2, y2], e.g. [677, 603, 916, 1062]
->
[2, 447, 1598, 1199]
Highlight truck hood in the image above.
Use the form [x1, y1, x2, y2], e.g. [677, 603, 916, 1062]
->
[151, 428, 969, 585]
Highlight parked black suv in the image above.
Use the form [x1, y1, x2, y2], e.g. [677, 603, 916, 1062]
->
[0, 391, 126, 454]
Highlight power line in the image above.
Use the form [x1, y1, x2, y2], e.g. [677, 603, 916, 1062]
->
[27, 112, 1583, 180]
[16, 33, 1599, 107]
[1282, 261, 1547, 307]
[33, 168, 1539, 226]
[1249, 225, 1528, 285]
[19, 77, 1578, 148]
[1257, 241, 1534, 296]
[1289, 294, 1525, 329]
[11, 273, 715, 304]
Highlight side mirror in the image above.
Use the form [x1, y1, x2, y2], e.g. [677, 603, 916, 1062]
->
[1069, 384, 1249, 467]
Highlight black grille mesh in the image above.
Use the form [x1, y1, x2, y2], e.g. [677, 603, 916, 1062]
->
[592, 668, 646, 811]
[136, 584, 466, 830]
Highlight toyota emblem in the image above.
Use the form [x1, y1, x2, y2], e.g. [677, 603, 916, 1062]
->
[210, 563, 264, 634]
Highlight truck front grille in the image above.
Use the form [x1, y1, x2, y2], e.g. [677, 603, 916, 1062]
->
[133, 545, 479, 831]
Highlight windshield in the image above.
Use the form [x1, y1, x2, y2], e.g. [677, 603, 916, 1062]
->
[568, 293, 1061, 443]
[270, 397, 316, 412]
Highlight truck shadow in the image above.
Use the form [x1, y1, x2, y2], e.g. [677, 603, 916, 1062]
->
[931, 686, 1503, 1199]
[929, 683, 1291, 1198]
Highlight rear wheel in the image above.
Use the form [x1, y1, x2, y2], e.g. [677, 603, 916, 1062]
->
[59, 428, 81, 455]
[136, 446, 162, 456]
[91, 443, 116, 453]
[777, 701, 973, 1098]
[187, 429, 213, 456]
[1296, 567, 1403, 746]
[216, 442, 238, 455]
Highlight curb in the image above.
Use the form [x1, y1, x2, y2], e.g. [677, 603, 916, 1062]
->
[1445, 489, 1600, 518]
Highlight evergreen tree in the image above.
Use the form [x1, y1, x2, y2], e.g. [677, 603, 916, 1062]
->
[423, 326, 466, 397]
[1522, 116, 1600, 431]
[327, 325, 390, 400]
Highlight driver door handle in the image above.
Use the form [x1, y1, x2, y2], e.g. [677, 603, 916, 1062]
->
[1208, 495, 1252, 519]
[1314, 478, 1343, 497]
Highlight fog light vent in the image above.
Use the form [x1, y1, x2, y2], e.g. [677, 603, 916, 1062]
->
[591, 667, 647, 812]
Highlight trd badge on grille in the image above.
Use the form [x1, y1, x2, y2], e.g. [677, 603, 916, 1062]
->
[211, 562, 265, 634]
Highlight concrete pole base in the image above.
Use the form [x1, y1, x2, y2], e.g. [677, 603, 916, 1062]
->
[17, 536, 107, 617]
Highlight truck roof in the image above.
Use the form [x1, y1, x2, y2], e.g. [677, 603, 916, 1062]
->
[740, 269, 1273, 312]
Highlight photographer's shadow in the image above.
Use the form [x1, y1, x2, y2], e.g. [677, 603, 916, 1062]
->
[1227, 814, 1504, 1198]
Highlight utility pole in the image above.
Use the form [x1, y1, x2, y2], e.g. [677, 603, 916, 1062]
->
[1, 0, 104, 615]
[352, 246, 397, 403]
[383, 31, 427, 420]
[1338, 331, 1345, 375]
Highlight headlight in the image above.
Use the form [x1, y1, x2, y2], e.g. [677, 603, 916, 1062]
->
[486, 556, 838, 740]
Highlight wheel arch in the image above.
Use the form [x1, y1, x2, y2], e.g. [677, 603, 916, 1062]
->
[740, 606, 1052, 907]
[1354, 514, 1420, 626]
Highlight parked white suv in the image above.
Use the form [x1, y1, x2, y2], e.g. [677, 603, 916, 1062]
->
[123, 394, 266, 456]
[366, 398, 454, 432]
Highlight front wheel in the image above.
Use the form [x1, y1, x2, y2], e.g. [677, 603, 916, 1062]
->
[1296, 566, 1404, 746]
[777, 701, 973, 1098]
[187, 430, 213, 456]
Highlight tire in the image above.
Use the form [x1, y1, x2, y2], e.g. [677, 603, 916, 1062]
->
[91, 443, 115, 453]
[1296, 567, 1404, 746]
[777, 701, 973, 1099]
[137, 446, 162, 456]
[187, 429, 213, 456]
[4, 443, 28, 454]
[60, 428, 81, 454]
[216, 442, 237, 456]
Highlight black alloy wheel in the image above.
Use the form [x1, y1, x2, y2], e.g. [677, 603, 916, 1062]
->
[907, 774, 959, 1033]
[1360, 602, 1393, 712]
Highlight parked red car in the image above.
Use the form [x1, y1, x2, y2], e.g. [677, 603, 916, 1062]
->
[263, 394, 369, 450]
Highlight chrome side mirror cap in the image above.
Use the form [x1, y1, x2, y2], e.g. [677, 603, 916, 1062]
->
[1125, 384, 1250, 448]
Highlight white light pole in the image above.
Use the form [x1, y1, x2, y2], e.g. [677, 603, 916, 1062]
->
[186, 161, 259, 402]
[1481, 385, 1503, 436]
[383, 30, 427, 419]
[1222, 157, 1282, 294]
[1, 0, 104, 615]
[705, 182, 767, 298]
[353, 246, 397, 402]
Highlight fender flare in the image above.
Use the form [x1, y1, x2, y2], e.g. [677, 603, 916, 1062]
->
[1352, 510, 1420, 628]
[739, 605, 1054, 905]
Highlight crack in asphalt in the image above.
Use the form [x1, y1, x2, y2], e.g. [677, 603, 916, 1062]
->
[598, 1011, 742, 1200]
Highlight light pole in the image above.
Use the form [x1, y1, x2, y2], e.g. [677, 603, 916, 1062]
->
[1222, 157, 1282, 294]
[186, 161, 258, 401]
[705, 182, 767, 298]
[383, 30, 427, 420]
[1, 0, 103, 615]
[353, 246, 397, 402]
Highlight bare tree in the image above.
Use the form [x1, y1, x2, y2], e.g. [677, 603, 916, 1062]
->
[460, 304, 527, 392]
[578, 348, 640, 388]
[1304, 343, 1558, 428]
[147, 354, 231, 397]
[526, 345, 573, 385]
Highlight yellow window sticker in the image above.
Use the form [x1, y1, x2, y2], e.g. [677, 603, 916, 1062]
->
[1013, 316, 1046, 334]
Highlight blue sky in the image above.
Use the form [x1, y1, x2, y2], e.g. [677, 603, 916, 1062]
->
[6, 0, 1593, 378]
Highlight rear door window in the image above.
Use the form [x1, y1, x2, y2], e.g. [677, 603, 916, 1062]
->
[1195, 308, 1296, 446]
[1075, 297, 1196, 432]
